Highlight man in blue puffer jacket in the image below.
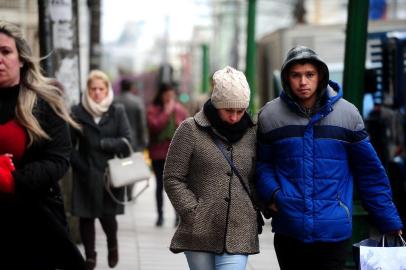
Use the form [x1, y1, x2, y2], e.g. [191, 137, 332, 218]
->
[256, 45, 403, 270]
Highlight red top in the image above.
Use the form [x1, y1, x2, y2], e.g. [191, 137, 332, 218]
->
[147, 103, 188, 160]
[0, 119, 27, 162]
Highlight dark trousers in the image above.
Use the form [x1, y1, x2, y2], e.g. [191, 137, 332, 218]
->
[79, 216, 118, 258]
[152, 159, 166, 218]
[274, 233, 350, 270]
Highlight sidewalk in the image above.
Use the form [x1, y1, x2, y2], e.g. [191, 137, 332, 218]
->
[78, 177, 280, 270]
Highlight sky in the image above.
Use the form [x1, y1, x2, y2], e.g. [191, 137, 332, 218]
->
[101, 0, 209, 44]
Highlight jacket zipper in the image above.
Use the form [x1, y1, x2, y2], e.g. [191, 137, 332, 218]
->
[337, 195, 350, 221]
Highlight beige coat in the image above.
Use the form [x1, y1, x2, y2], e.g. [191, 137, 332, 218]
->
[164, 110, 259, 254]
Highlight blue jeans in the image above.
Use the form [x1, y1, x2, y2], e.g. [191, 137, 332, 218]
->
[184, 251, 248, 270]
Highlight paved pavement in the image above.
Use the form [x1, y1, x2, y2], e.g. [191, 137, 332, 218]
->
[77, 177, 280, 270]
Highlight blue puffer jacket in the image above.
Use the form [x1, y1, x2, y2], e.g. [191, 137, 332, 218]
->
[256, 81, 403, 243]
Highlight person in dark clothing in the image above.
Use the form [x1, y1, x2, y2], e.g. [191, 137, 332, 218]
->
[114, 79, 149, 199]
[147, 82, 188, 226]
[70, 70, 132, 270]
[0, 20, 85, 269]
[256, 46, 403, 270]
[115, 79, 148, 151]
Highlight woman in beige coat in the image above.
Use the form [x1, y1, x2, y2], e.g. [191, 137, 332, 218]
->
[164, 66, 259, 270]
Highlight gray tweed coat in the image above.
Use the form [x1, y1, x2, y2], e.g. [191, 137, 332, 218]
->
[163, 110, 259, 254]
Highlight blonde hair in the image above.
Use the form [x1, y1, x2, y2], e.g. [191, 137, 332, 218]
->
[86, 69, 111, 90]
[0, 20, 81, 146]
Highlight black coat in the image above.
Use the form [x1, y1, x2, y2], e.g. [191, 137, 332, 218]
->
[70, 103, 131, 217]
[114, 92, 149, 151]
[0, 98, 85, 269]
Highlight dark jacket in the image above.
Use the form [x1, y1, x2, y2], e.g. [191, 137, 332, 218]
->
[164, 110, 259, 254]
[256, 46, 403, 243]
[0, 98, 85, 269]
[114, 92, 149, 151]
[70, 103, 131, 218]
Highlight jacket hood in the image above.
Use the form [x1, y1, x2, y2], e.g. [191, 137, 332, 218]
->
[281, 46, 329, 99]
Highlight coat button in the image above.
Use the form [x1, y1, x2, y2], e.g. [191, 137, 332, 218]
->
[224, 197, 230, 202]
[227, 171, 232, 176]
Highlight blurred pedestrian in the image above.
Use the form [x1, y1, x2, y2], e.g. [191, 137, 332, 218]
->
[115, 78, 149, 199]
[70, 70, 132, 269]
[147, 82, 188, 226]
[115, 78, 148, 151]
[256, 46, 403, 270]
[0, 20, 85, 269]
[164, 66, 259, 270]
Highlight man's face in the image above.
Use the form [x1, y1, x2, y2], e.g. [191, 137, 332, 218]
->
[288, 63, 320, 108]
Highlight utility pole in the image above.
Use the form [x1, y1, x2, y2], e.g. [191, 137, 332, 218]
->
[88, 0, 101, 70]
[37, 0, 82, 245]
[230, 0, 241, 69]
[343, 0, 369, 112]
[342, 1, 370, 268]
[293, 0, 306, 24]
[162, 15, 170, 66]
[38, 0, 53, 76]
[201, 43, 210, 93]
[245, 0, 256, 114]
[37, 0, 81, 106]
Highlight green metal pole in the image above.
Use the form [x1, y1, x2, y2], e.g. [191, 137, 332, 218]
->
[201, 44, 210, 93]
[245, 0, 256, 114]
[343, 0, 369, 111]
[343, 1, 370, 268]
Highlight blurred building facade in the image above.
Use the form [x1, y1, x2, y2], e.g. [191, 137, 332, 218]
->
[0, 0, 38, 54]
[2, 0, 406, 107]
[0, 0, 92, 105]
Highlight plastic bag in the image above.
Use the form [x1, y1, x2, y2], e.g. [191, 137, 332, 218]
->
[353, 235, 406, 270]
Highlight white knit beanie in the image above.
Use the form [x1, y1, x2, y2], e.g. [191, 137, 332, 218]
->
[211, 66, 250, 109]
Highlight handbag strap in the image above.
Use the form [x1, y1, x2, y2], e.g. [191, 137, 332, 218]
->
[208, 129, 255, 205]
[121, 137, 134, 155]
[400, 235, 406, 246]
[104, 172, 150, 205]
[381, 234, 406, 247]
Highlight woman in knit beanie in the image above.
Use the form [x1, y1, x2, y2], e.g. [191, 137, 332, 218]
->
[164, 66, 259, 270]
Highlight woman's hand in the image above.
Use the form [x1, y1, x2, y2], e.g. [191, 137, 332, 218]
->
[0, 154, 14, 171]
[269, 203, 278, 212]
[0, 154, 15, 193]
[388, 230, 403, 236]
[268, 189, 280, 212]
[163, 98, 175, 114]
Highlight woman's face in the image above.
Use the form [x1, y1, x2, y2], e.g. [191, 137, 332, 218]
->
[0, 33, 23, 87]
[161, 89, 176, 104]
[218, 108, 245, 125]
[88, 78, 109, 104]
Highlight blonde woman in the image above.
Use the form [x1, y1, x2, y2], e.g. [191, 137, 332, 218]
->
[0, 20, 84, 269]
[70, 70, 132, 269]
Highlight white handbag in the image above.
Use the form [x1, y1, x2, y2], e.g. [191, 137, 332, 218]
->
[105, 138, 151, 204]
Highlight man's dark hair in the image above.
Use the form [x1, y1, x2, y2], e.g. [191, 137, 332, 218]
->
[120, 79, 132, 93]
[281, 46, 329, 95]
